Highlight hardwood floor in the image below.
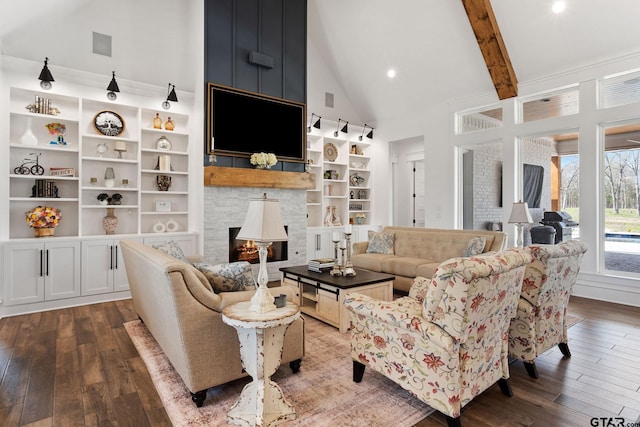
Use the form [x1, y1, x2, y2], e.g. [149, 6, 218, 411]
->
[0, 296, 639, 426]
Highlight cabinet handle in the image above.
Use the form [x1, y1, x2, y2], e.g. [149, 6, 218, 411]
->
[114, 245, 118, 269]
[46, 249, 49, 276]
[40, 249, 44, 277]
[316, 234, 321, 251]
[110, 245, 114, 270]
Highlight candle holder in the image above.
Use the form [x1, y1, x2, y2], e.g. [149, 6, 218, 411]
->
[343, 232, 356, 276]
[330, 237, 342, 276]
[340, 247, 347, 273]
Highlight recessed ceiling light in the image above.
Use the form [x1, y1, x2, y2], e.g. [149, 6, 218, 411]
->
[387, 69, 396, 79]
[552, 1, 566, 14]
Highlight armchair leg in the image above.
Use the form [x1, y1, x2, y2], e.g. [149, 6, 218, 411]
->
[524, 361, 539, 379]
[558, 342, 571, 358]
[498, 378, 513, 397]
[191, 389, 207, 407]
[290, 358, 302, 373]
[446, 415, 462, 427]
[353, 360, 366, 383]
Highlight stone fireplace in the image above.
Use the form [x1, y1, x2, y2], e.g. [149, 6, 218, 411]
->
[203, 184, 307, 282]
[228, 226, 288, 264]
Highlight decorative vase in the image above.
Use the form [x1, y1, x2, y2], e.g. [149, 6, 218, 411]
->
[164, 117, 175, 131]
[34, 227, 55, 237]
[153, 113, 163, 129]
[324, 206, 333, 227]
[255, 164, 269, 169]
[103, 208, 118, 235]
[156, 175, 172, 191]
[104, 167, 116, 187]
[20, 117, 38, 146]
[331, 206, 342, 226]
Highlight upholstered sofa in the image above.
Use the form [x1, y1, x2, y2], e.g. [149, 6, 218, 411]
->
[351, 226, 507, 293]
[345, 248, 532, 427]
[120, 239, 304, 407]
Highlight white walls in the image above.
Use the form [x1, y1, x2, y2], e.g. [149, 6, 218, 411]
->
[0, 0, 195, 93]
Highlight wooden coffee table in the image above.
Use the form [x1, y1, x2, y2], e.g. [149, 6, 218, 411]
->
[280, 266, 394, 333]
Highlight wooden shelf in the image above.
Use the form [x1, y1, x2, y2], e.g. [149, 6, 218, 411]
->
[204, 166, 315, 189]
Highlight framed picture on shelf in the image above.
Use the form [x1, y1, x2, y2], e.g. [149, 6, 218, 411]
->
[155, 201, 172, 212]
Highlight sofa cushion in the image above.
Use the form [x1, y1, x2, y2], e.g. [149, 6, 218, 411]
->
[366, 230, 395, 254]
[351, 253, 393, 272]
[462, 236, 486, 257]
[193, 261, 255, 293]
[381, 256, 437, 278]
[415, 262, 441, 280]
[152, 240, 191, 264]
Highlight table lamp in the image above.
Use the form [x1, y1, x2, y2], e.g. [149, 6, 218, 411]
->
[237, 193, 288, 313]
[508, 200, 533, 248]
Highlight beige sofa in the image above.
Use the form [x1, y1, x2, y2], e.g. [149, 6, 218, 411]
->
[351, 226, 507, 293]
[120, 239, 304, 407]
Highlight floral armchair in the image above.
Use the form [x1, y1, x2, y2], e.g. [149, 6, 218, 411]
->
[508, 240, 587, 378]
[344, 248, 531, 427]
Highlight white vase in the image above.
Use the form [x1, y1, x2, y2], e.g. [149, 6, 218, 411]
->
[20, 118, 38, 146]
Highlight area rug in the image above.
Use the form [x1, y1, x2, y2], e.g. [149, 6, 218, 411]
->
[566, 315, 583, 329]
[124, 317, 435, 427]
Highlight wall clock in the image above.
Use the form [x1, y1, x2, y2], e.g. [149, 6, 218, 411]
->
[93, 110, 125, 137]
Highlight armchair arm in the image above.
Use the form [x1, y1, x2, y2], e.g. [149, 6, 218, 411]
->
[519, 259, 546, 307]
[408, 276, 431, 302]
[344, 292, 455, 351]
[352, 241, 369, 255]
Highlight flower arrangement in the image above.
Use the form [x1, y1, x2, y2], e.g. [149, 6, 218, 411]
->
[25, 205, 62, 228]
[45, 122, 66, 136]
[250, 152, 277, 169]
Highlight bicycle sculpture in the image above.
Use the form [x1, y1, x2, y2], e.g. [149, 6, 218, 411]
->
[14, 152, 44, 175]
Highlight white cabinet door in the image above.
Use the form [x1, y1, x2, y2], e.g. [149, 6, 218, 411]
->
[306, 229, 335, 261]
[113, 237, 142, 292]
[45, 240, 81, 300]
[3, 241, 80, 305]
[3, 243, 45, 305]
[81, 240, 114, 295]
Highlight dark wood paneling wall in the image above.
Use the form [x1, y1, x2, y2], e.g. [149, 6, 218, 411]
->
[205, 0, 306, 103]
[204, 0, 307, 170]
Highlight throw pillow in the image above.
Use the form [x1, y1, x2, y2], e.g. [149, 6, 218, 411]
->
[462, 236, 486, 257]
[365, 231, 395, 254]
[152, 240, 191, 264]
[193, 261, 255, 293]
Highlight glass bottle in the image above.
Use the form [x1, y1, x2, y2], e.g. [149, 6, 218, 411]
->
[164, 117, 175, 131]
[153, 113, 162, 129]
[104, 167, 115, 187]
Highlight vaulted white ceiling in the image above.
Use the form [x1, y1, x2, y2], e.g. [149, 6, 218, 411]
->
[3, 0, 640, 125]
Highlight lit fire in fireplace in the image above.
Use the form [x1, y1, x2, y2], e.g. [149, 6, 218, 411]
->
[229, 226, 288, 264]
[235, 240, 274, 262]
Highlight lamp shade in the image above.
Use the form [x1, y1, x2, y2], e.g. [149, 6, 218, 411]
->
[236, 194, 288, 243]
[508, 201, 533, 224]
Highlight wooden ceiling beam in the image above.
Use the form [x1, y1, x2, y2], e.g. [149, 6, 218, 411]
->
[461, 0, 518, 99]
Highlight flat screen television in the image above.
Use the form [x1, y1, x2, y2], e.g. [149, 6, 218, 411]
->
[206, 82, 306, 163]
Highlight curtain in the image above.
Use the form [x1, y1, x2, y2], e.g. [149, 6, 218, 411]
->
[523, 164, 544, 208]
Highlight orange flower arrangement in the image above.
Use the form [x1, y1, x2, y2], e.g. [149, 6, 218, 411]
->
[25, 206, 62, 228]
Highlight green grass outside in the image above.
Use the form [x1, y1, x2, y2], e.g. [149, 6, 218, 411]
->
[563, 207, 640, 233]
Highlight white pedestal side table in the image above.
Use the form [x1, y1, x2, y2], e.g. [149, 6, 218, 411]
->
[222, 301, 301, 427]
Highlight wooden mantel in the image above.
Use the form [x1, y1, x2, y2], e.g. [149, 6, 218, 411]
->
[204, 166, 316, 189]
